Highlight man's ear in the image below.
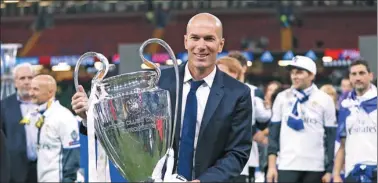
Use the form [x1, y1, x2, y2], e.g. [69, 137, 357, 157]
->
[218, 38, 225, 53]
[184, 35, 188, 50]
[369, 72, 374, 81]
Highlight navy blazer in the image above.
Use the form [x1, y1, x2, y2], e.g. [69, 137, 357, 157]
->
[0, 112, 10, 182]
[79, 63, 253, 182]
[158, 64, 252, 182]
[0, 93, 30, 182]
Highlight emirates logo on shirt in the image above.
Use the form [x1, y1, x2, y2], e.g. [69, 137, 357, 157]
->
[348, 125, 377, 134]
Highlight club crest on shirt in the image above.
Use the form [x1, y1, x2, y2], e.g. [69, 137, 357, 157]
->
[69, 130, 80, 146]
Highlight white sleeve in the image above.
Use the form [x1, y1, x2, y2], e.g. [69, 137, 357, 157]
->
[270, 93, 283, 123]
[254, 97, 272, 123]
[60, 112, 81, 149]
[323, 95, 337, 127]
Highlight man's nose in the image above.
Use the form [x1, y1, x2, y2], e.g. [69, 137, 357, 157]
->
[197, 39, 206, 49]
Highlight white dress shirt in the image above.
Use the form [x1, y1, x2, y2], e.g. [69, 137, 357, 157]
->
[178, 64, 216, 178]
[18, 96, 39, 161]
[180, 64, 216, 150]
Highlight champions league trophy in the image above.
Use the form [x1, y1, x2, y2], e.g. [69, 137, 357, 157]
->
[74, 38, 181, 182]
[1, 43, 22, 100]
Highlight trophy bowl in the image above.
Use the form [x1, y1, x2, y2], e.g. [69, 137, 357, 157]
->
[93, 71, 171, 181]
[74, 38, 180, 182]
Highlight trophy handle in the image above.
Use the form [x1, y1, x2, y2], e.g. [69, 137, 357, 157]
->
[139, 38, 179, 149]
[74, 52, 110, 92]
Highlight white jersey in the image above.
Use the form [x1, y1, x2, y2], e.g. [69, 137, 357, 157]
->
[242, 84, 271, 175]
[271, 85, 337, 171]
[35, 100, 80, 182]
[339, 85, 377, 177]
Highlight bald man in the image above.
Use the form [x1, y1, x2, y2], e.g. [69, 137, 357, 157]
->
[30, 75, 80, 182]
[72, 13, 252, 182]
[1, 63, 39, 183]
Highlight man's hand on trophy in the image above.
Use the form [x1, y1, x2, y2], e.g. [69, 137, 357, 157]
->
[71, 85, 89, 119]
[151, 148, 187, 182]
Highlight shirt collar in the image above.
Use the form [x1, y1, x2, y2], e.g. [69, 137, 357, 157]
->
[38, 98, 56, 116]
[291, 83, 318, 97]
[17, 95, 33, 105]
[183, 63, 217, 88]
[354, 84, 377, 102]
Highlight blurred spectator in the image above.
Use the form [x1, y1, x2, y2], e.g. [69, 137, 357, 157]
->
[320, 84, 338, 107]
[264, 81, 282, 109]
[337, 76, 353, 110]
[1, 63, 38, 183]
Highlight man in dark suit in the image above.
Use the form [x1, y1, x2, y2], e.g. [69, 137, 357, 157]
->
[72, 13, 252, 182]
[0, 63, 38, 183]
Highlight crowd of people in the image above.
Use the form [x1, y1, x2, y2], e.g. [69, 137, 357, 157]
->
[1, 12, 376, 183]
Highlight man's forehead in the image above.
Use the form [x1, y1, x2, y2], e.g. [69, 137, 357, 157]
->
[187, 26, 221, 38]
[15, 67, 33, 76]
[350, 65, 368, 72]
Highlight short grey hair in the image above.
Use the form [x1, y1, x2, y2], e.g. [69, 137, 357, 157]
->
[12, 63, 35, 78]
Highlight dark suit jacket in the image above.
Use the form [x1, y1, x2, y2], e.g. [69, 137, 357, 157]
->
[0, 93, 30, 182]
[79, 63, 253, 182]
[158, 64, 252, 182]
[0, 114, 10, 182]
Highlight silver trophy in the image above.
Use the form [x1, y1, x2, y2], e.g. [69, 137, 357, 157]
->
[74, 38, 179, 182]
[1, 43, 22, 100]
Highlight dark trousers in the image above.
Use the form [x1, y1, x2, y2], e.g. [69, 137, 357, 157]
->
[232, 167, 256, 183]
[26, 161, 38, 183]
[278, 170, 324, 183]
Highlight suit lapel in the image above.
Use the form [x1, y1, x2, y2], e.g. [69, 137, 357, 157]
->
[198, 68, 224, 141]
[10, 94, 23, 126]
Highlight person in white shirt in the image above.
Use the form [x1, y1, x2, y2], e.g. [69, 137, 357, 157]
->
[29, 75, 80, 182]
[266, 55, 337, 183]
[217, 55, 271, 183]
[228, 51, 272, 183]
[333, 60, 377, 183]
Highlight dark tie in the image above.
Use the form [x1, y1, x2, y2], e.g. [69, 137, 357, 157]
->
[177, 80, 204, 180]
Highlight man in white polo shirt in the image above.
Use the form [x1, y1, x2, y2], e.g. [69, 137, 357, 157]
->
[333, 60, 377, 183]
[29, 75, 80, 182]
[266, 56, 337, 182]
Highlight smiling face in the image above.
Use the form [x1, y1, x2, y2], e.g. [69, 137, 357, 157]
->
[29, 75, 57, 105]
[290, 68, 314, 90]
[184, 13, 225, 72]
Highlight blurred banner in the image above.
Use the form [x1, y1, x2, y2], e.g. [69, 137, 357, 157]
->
[359, 35, 377, 77]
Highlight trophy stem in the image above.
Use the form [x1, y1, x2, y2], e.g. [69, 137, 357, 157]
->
[139, 38, 179, 149]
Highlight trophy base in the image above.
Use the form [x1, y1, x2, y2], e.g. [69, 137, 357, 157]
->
[142, 177, 155, 183]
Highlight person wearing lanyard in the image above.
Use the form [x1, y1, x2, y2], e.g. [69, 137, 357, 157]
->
[266, 55, 337, 183]
[72, 13, 253, 182]
[29, 75, 80, 182]
[1, 63, 38, 183]
[333, 60, 377, 183]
